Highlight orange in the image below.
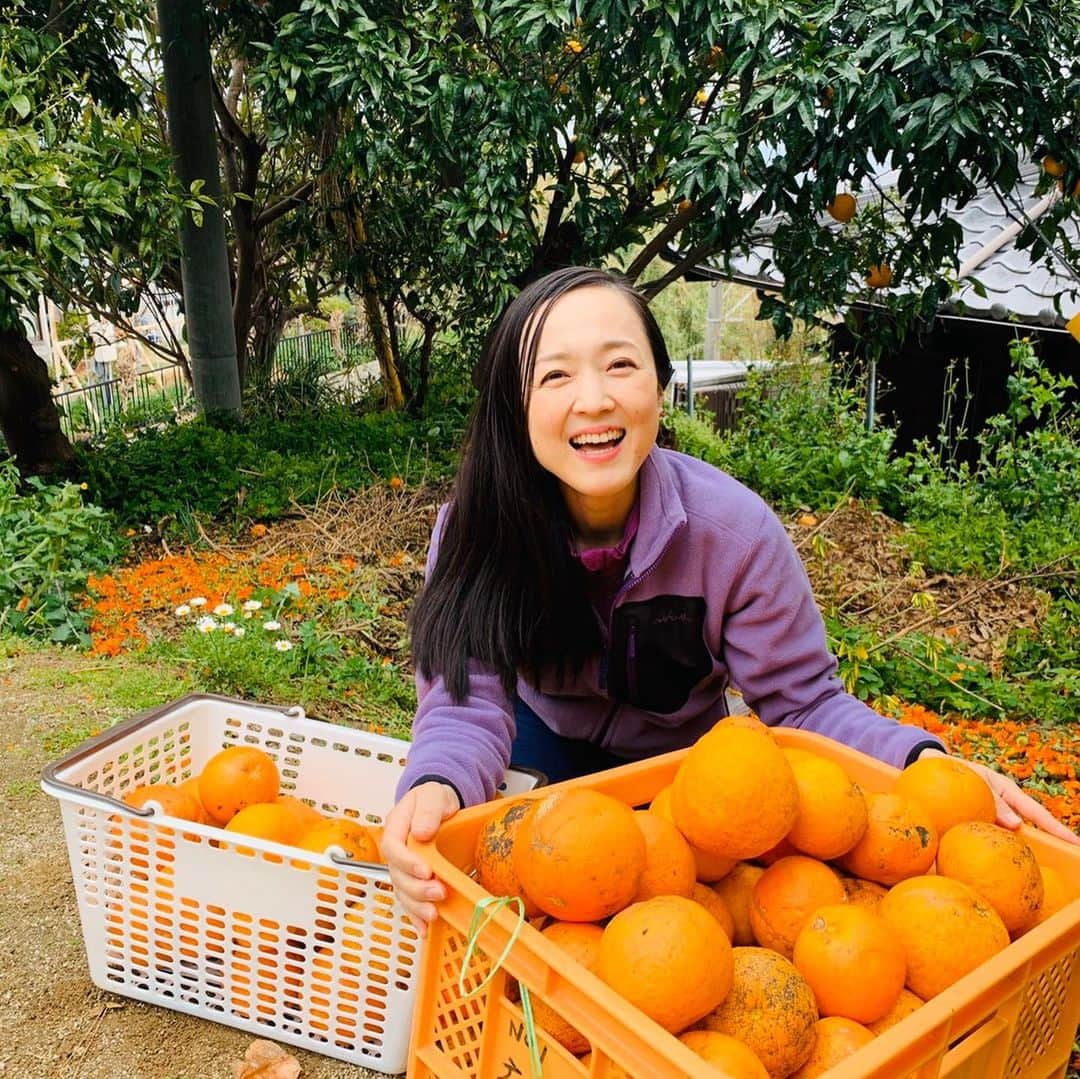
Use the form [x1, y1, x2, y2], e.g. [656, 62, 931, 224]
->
[793, 903, 906, 1023]
[692, 882, 735, 940]
[749, 855, 847, 958]
[514, 790, 645, 922]
[678, 1030, 768, 1078]
[296, 818, 381, 862]
[841, 876, 888, 911]
[892, 756, 996, 836]
[225, 802, 301, 844]
[649, 785, 735, 881]
[755, 836, 799, 866]
[879, 875, 1009, 999]
[936, 821, 1043, 934]
[712, 714, 770, 734]
[867, 988, 924, 1035]
[826, 193, 857, 223]
[671, 726, 798, 860]
[197, 746, 279, 825]
[784, 751, 868, 860]
[631, 810, 696, 901]
[531, 921, 603, 1053]
[791, 1017, 875, 1078]
[122, 783, 202, 821]
[273, 794, 323, 833]
[700, 947, 818, 1078]
[1043, 154, 1067, 178]
[838, 792, 938, 886]
[597, 895, 733, 1034]
[1024, 865, 1074, 931]
[712, 862, 765, 945]
[474, 799, 542, 917]
[865, 263, 894, 289]
[175, 776, 211, 823]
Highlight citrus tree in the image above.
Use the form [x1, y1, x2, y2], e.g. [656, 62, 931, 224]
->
[245, 0, 1078, 402]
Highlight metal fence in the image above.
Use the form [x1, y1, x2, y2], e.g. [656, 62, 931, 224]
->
[51, 324, 372, 442]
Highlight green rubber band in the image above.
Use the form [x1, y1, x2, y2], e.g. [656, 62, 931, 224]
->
[457, 895, 544, 1078]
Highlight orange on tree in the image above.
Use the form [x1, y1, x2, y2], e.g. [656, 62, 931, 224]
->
[891, 755, 995, 836]
[1043, 154, 1067, 178]
[597, 894, 733, 1034]
[865, 263, 894, 289]
[791, 1017, 875, 1079]
[838, 791, 938, 886]
[749, 855, 847, 958]
[513, 789, 645, 921]
[935, 821, 1043, 934]
[826, 193, 857, 223]
[631, 809, 696, 902]
[474, 799, 542, 917]
[783, 750, 868, 859]
[648, 784, 735, 882]
[197, 746, 280, 825]
[700, 947, 819, 1079]
[792, 903, 906, 1023]
[867, 988, 924, 1035]
[712, 862, 765, 945]
[531, 921, 604, 1054]
[879, 875, 1009, 999]
[671, 725, 799, 860]
[678, 1030, 768, 1078]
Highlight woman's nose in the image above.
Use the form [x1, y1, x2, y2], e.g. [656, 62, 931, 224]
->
[573, 371, 613, 412]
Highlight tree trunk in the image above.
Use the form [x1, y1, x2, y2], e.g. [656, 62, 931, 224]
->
[156, 0, 241, 416]
[0, 328, 78, 479]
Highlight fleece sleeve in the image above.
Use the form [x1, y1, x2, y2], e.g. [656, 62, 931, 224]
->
[720, 501, 945, 769]
[393, 504, 517, 806]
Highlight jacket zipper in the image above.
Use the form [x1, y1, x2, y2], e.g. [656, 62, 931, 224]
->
[595, 519, 687, 747]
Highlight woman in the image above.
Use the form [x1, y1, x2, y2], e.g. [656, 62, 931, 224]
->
[381, 266, 1077, 932]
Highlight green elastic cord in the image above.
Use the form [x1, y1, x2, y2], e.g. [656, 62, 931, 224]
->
[457, 895, 544, 1079]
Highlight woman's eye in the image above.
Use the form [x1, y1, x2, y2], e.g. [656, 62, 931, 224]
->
[539, 370, 567, 385]
[610, 358, 636, 370]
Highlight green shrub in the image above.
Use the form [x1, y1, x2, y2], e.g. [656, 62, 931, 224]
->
[664, 362, 903, 512]
[0, 459, 125, 644]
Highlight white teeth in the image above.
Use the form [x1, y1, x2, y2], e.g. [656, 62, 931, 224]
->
[571, 430, 623, 446]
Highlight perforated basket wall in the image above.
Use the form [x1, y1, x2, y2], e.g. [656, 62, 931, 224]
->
[42, 694, 540, 1074]
[408, 731, 1080, 1079]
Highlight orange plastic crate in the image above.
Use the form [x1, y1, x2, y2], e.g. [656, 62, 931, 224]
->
[408, 728, 1080, 1079]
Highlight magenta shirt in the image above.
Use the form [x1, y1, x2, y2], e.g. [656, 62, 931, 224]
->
[572, 501, 640, 627]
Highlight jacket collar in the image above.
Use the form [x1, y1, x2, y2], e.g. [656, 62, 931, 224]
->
[627, 447, 687, 579]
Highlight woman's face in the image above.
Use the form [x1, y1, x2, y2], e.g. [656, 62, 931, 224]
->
[525, 285, 662, 541]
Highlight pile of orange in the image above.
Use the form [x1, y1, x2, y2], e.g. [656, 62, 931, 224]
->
[473, 718, 1076, 1078]
[119, 745, 383, 863]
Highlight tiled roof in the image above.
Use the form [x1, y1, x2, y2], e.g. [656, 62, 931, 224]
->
[702, 162, 1080, 329]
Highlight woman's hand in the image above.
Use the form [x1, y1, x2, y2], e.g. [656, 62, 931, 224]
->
[919, 747, 1080, 846]
[380, 781, 462, 935]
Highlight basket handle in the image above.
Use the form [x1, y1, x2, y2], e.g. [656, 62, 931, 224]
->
[40, 692, 304, 788]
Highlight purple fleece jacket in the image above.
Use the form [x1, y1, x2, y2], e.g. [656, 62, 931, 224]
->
[397, 448, 944, 806]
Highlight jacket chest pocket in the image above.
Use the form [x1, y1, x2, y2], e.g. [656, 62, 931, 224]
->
[607, 595, 711, 713]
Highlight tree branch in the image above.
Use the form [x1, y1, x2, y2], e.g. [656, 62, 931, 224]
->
[254, 179, 315, 230]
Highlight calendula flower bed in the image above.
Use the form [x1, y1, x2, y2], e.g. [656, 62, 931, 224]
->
[893, 702, 1079, 833]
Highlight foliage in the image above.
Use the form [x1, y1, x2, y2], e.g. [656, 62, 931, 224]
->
[77, 403, 464, 526]
[241, 0, 1080, 369]
[664, 361, 903, 511]
[0, 459, 124, 644]
[899, 339, 1080, 576]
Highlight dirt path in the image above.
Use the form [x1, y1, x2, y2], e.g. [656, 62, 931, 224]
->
[0, 647, 386, 1079]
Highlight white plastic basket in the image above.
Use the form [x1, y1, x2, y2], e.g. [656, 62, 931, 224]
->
[41, 693, 542, 1074]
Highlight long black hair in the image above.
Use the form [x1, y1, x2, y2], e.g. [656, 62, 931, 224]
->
[409, 267, 674, 702]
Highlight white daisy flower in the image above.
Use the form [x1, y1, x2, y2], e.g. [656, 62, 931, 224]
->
[242, 600, 263, 612]
[196, 616, 217, 633]
[274, 639, 293, 652]
[222, 622, 238, 634]
[174, 604, 191, 618]
[232, 626, 245, 638]
[189, 597, 207, 608]
[263, 620, 282, 632]
[213, 603, 234, 617]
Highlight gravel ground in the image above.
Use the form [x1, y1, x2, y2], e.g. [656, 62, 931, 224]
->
[0, 648, 388, 1079]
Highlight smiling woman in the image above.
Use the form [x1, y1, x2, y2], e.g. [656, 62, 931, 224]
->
[377, 266, 1079, 933]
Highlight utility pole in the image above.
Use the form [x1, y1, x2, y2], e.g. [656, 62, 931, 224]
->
[156, 0, 240, 416]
